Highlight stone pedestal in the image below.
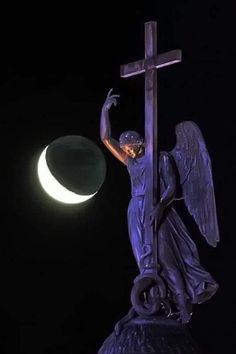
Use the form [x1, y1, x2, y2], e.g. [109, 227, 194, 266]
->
[98, 316, 201, 354]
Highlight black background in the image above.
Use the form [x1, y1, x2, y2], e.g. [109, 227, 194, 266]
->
[0, 1, 235, 353]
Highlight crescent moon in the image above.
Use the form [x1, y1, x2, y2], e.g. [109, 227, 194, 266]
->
[37, 147, 96, 204]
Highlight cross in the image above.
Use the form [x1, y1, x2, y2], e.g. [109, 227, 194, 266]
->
[120, 21, 182, 273]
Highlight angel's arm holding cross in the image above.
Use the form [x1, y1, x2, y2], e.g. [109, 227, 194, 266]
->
[150, 152, 177, 226]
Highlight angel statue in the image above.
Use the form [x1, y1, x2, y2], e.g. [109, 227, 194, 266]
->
[100, 88, 219, 326]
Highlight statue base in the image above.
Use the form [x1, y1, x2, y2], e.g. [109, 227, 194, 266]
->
[98, 316, 201, 354]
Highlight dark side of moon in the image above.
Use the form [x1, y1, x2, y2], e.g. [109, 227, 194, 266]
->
[46, 135, 106, 195]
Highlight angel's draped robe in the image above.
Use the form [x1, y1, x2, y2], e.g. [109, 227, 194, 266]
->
[126, 152, 218, 305]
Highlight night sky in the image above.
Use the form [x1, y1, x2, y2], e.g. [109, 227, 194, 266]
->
[0, 2, 235, 353]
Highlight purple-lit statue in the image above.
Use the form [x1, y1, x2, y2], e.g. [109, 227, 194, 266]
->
[98, 21, 219, 354]
[100, 89, 219, 325]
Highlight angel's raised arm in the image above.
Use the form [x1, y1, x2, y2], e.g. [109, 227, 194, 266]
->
[100, 89, 129, 165]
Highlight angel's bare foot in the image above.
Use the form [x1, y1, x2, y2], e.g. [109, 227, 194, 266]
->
[178, 308, 192, 324]
[175, 294, 193, 324]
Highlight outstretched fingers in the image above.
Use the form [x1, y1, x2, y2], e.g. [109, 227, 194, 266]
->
[107, 88, 120, 99]
[107, 88, 113, 98]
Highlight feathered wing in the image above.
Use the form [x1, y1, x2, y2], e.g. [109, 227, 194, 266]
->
[169, 121, 220, 247]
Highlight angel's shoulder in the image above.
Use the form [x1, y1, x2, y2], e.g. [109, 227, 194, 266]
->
[159, 151, 175, 165]
[159, 152, 176, 176]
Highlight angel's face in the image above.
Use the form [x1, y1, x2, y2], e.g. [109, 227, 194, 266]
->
[120, 144, 144, 158]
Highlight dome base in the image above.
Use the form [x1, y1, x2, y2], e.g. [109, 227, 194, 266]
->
[98, 315, 201, 354]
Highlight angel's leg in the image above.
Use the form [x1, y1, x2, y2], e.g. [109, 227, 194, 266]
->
[127, 197, 145, 272]
[158, 220, 192, 323]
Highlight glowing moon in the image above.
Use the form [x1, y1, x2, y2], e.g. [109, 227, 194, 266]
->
[37, 146, 96, 204]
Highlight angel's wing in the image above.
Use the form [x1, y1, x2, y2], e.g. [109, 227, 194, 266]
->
[169, 121, 219, 247]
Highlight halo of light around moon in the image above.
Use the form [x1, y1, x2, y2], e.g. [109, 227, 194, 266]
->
[37, 135, 106, 204]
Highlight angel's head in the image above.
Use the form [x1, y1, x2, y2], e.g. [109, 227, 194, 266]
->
[119, 130, 144, 158]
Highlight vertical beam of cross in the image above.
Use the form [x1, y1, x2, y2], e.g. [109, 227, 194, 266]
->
[144, 22, 158, 271]
[120, 21, 182, 274]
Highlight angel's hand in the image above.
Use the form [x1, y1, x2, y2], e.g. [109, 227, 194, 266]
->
[150, 203, 164, 229]
[102, 88, 120, 111]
